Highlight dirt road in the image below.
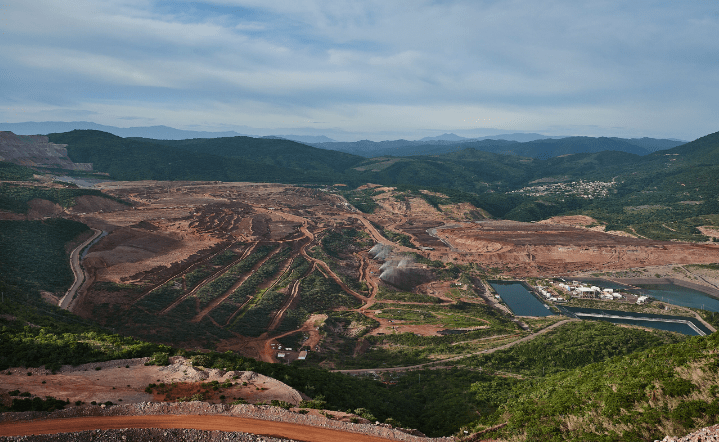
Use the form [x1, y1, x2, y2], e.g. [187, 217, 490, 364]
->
[0, 415, 399, 441]
[59, 228, 103, 310]
[333, 318, 578, 374]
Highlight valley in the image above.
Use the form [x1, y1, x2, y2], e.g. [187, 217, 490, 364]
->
[31, 178, 719, 370]
[4, 129, 719, 440]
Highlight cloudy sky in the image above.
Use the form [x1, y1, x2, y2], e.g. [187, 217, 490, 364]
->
[2, 0, 718, 141]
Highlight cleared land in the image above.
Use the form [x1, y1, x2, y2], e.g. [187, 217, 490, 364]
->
[16, 181, 710, 371]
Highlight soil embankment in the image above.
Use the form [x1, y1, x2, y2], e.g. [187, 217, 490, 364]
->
[0, 402, 451, 442]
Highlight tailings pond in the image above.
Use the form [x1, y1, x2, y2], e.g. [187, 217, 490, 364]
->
[562, 306, 710, 336]
[635, 283, 719, 312]
[488, 281, 552, 317]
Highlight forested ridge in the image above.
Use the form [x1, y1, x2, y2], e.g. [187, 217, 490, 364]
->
[41, 128, 719, 241]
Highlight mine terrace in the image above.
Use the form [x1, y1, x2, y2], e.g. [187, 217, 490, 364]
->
[48, 181, 719, 369]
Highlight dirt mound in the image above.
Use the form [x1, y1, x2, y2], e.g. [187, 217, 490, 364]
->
[0, 357, 304, 407]
[84, 226, 186, 272]
[0, 132, 91, 170]
[69, 195, 130, 214]
[26, 198, 63, 220]
[698, 226, 719, 239]
[538, 215, 598, 227]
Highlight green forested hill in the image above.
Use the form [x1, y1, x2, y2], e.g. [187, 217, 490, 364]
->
[48, 130, 348, 184]
[140, 136, 364, 174]
[44, 129, 719, 240]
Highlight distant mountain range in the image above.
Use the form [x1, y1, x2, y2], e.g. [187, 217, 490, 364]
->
[0, 121, 251, 140]
[0, 122, 687, 157]
[418, 132, 561, 142]
[310, 135, 687, 158]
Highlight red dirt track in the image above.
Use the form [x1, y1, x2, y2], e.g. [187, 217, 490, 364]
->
[0, 415, 396, 441]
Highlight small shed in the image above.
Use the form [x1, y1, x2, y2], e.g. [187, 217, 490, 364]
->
[298, 351, 308, 360]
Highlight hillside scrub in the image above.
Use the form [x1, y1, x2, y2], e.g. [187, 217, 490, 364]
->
[476, 331, 719, 441]
[0, 219, 90, 294]
[0, 161, 35, 181]
[459, 321, 686, 377]
[0, 300, 171, 371]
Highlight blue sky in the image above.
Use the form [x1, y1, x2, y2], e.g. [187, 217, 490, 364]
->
[1, 0, 718, 141]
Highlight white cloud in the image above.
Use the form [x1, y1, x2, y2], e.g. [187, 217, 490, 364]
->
[2, 0, 718, 140]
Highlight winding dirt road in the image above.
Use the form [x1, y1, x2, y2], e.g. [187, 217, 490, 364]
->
[59, 228, 103, 310]
[0, 415, 399, 441]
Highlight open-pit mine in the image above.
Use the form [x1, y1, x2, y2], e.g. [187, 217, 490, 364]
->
[45, 180, 719, 368]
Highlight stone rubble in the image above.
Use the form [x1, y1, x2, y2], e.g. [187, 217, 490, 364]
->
[656, 424, 719, 442]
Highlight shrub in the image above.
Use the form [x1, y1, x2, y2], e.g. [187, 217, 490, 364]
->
[146, 352, 170, 366]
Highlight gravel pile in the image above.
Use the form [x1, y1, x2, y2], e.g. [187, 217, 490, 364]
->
[656, 424, 719, 442]
[0, 428, 297, 442]
[0, 402, 453, 442]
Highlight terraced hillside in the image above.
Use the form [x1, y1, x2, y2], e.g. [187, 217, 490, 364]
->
[1, 177, 704, 373]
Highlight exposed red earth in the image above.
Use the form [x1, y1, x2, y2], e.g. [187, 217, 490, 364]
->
[0, 415, 399, 441]
[5, 174, 719, 441]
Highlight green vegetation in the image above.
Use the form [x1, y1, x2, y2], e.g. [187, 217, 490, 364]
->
[274, 256, 312, 290]
[375, 289, 442, 303]
[476, 331, 719, 441]
[0, 161, 35, 181]
[322, 301, 518, 369]
[133, 278, 184, 312]
[49, 130, 364, 184]
[277, 270, 362, 333]
[184, 266, 215, 290]
[0, 305, 172, 371]
[0, 182, 120, 213]
[318, 228, 373, 258]
[309, 228, 371, 295]
[194, 247, 271, 309]
[0, 219, 90, 294]
[0, 396, 69, 413]
[223, 247, 294, 334]
[338, 188, 380, 213]
[460, 321, 686, 377]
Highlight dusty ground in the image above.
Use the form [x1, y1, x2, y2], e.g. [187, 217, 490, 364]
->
[9, 178, 719, 367]
[0, 402, 447, 442]
[0, 357, 304, 407]
[429, 220, 719, 276]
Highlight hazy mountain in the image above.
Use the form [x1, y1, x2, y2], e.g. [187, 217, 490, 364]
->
[418, 133, 468, 141]
[615, 137, 687, 152]
[419, 132, 561, 142]
[263, 134, 337, 143]
[312, 135, 684, 158]
[0, 121, 245, 140]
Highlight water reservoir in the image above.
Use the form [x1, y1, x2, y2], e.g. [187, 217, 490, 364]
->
[562, 306, 710, 336]
[575, 278, 719, 313]
[635, 283, 719, 312]
[488, 281, 552, 317]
